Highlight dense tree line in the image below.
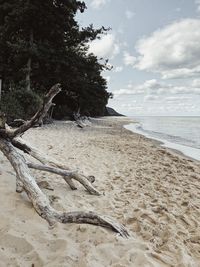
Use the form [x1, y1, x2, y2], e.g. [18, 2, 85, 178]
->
[0, 0, 112, 121]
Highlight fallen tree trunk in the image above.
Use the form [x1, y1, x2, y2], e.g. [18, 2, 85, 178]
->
[0, 84, 129, 237]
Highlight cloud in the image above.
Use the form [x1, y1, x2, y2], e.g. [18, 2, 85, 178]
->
[113, 79, 160, 96]
[134, 19, 200, 79]
[123, 51, 137, 66]
[104, 76, 111, 82]
[113, 66, 123, 72]
[144, 95, 159, 101]
[113, 88, 143, 96]
[88, 34, 120, 59]
[90, 0, 109, 9]
[165, 96, 193, 102]
[125, 10, 135, 19]
[114, 79, 167, 96]
[110, 78, 200, 116]
[192, 78, 200, 87]
[109, 91, 200, 115]
[113, 79, 200, 96]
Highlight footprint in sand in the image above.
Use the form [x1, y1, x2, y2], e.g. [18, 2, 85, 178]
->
[0, 216, 10, 235]
[44, 239, 75, 263]
[0, 233, 33, 254]
[46, 239, 67, 251]
[0, 233, 43, 266]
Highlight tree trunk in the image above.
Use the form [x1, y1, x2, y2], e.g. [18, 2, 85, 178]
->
[25, 29, 33, 92]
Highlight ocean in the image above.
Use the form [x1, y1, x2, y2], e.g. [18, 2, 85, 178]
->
[125, 116, 200, 161]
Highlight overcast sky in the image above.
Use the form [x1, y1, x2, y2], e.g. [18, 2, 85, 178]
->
[77, 0, 200, 116]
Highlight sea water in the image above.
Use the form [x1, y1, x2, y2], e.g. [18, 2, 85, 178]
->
[125, 116, 200, 161]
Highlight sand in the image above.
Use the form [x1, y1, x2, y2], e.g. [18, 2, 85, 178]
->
[0, 117, 200, 267]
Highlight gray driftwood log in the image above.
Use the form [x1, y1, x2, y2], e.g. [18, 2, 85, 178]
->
[0, 84, 129, 238]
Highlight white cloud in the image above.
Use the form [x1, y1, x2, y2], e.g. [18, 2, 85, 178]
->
[135, 19, 200, 79]
[88, 34, 120, 59]
[125, 10, 135, 19]
[112, 44, 120, 57]
[192, 78, 200, 87]
[113, 66, 123, 72]
[109, 92, 200, 115]
[165, 96, 193, 102]
[104, 76, 111, 82]
[90, 0, 109, 9]
[113, 79, 200, 97]
[123, 51, 137, 66]
[113, 79, 161, 96]
[113, 88, 143, 96]
[144, 95, 159, 101]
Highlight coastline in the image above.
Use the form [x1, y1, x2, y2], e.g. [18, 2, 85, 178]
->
[0, 117, 200, 266]
[124, 119, 200, 162]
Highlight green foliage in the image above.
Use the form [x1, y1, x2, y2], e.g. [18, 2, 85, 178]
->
[0, 0, 112, 119]
[0, 87, 42, 122]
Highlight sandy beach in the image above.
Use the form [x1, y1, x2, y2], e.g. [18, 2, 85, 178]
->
[0, 117, 200, 267]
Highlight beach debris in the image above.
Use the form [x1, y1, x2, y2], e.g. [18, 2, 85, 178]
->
[0, 84, 129, 238]
[73, 111, 92, 128]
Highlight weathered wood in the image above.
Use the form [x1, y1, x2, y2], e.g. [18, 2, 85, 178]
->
[28, 162, 98, 193]
[12, 138, 101, 195]
[12, 84, 61, 137]
[0, 138, 56, 225]
[0, 138, 129, 237]
[57, 212, 129, 238]
[38, 103, 55, 126]
[73, 112, 92, 128]
[27, 162, 77, 190]
[0, 84, 61, 139]
[12, 138, 77, 190]
[0, 84, 130, 238]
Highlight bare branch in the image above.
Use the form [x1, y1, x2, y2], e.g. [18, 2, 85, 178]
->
[12, 138, 101, 195]
[27, 162, 77, 189]
[0, 84, 61, 139]
[0, 138, 129, 238]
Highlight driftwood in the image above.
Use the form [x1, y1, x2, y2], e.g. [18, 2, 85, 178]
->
[73, 111, 85, 128]
[73, 110, 92, 128]
[0, 84, 129, 237]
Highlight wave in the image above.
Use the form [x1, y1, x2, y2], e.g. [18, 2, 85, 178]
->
[125, 122, 200, 161]
[135, 123, 200, 149]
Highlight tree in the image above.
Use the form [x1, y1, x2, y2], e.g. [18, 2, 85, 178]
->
[0, 0, 111, 119]
[53, 54, 112, 118]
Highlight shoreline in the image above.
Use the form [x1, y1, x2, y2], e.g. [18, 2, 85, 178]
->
[124, 119, 200, 162]
[0, 117, 200, 266]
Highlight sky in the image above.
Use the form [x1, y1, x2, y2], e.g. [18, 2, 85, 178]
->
[76, 0, 200, 116]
